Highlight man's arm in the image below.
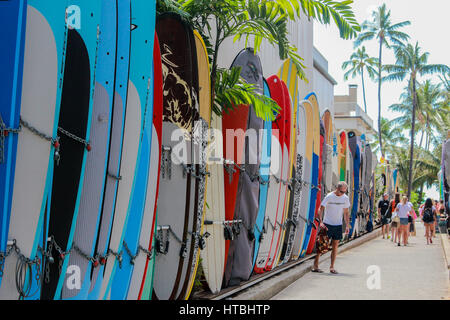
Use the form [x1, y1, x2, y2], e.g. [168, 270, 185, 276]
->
[343, 208, 350, 233]
[318, 205, 325, 226]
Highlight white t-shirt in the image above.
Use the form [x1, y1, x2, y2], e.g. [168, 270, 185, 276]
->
[396, 202, 412, 218]
[321, 192, 351, 226]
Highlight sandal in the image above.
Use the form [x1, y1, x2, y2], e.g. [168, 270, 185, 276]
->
[330, 268, 338, 274]
[311, 268, 324, 273]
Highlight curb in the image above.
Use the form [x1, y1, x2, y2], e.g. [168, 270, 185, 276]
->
[439, 233, 450, 278]
[231, 228, 382, 300]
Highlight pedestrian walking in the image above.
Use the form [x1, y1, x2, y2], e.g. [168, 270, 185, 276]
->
[421, 198, 437, 245]
[378, 193, 390, 239]
[312, 182, 350, 274]
[395, 196, 413, 246]
[389, 193, 401, 243]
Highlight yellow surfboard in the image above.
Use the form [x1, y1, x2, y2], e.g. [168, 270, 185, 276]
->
[275, 59, 298, 266]
[185, 30, 211, 299]
[303, 93, 320, 255]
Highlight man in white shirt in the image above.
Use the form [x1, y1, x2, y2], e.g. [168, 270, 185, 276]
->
[312, 182, 350, 274]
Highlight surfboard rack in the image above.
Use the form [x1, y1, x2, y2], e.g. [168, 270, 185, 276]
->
[203, 219, 242, 226]
[161, 146, 172, 179]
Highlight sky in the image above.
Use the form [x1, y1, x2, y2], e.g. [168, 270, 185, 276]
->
[313, 0, 450, 199]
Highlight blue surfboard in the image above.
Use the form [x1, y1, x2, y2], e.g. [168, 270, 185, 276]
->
[60, 0, 118, 300]
[0, 0, 27, 287]
[348, 132, 360, 237]
[106, 0, 156, 300]
[41, 0, 102, 300]
[252, 79, 272, 267]
[87, 0, 131, 301]
[300, 93, 319, 258]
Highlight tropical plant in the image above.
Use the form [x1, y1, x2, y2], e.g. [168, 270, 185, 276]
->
[370, 117, 407, 160]
[157, 0, 360, 120]
[354, 3, 410, 158]
[342, 46, 378, 113]
[384, 41, 450, 198]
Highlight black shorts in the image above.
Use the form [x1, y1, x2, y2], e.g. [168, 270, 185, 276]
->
[324, 223, 343, 241]
[381, 216, 389, 225]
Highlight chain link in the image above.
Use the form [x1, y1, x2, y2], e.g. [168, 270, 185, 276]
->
[58, 126, 91, 151]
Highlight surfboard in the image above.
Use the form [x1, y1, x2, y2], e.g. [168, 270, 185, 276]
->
[348, 131, 360, 238]
[200, 110, 225, 294]
[304, 93, 321, 256]
[107, 0, 155, 300]
[0, 0, 27, 289]
[356, 136, 364, 236]
[392, 168, 398, 194]
[263, 80, 290, 271]
[97, 1, 155, 300]
[61, 0, 117, 300]
[291, 97, 313, 260]
[339, 131, 347, 182]
[365, 144, 373, 228]
[442, 140, 450, 216]
[0, 0, 67, 300]
[281, 101, 306, 264]
[223, 48, 264, 286]
[254, 75, 285, 274]
[41, 1, 101, 300]
[181, 29, 211, 300]
[322, 110, 332, 194]
[252, 79, 272, 268]
[331, 126, 339, 189]
[87, 0, 131, 300]
[153, 12, 200, 300]
[276, 60, 299, 266]
[134, 32, 163, 301]
[444, 139, 450, 194]
[306, 118, 324, 254]
[172, 24, 205, 300]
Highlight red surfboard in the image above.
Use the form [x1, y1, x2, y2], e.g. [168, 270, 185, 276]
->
[138, 33, 163, 299]
[265, 80, 291, 271]
[222, 102, 249, 272]
[253, 75, 285, 274]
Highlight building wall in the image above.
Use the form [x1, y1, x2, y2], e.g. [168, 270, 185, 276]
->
[313, 68, 334, 116]
[218, 12, 314, 97]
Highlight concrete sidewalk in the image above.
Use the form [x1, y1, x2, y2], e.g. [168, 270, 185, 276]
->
[272, 221, 450, 300]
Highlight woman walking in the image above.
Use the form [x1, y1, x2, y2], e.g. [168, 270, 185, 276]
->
[421, 198, 437, 245]
[395, 196, 413, 246]
[389, 193, 401, 244]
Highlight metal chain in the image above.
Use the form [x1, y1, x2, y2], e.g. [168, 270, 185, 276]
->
[0, 239, 46, 299]
[121, 241, 154, 266]
[58, 126, 91, 151]
[20, 118, 61, 164]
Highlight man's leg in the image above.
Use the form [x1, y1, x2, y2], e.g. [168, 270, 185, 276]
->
[330, 240, 339, 270]
[313, 251, 320, 270]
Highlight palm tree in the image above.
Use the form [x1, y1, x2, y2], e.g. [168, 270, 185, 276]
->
[342, 46, 378, 113]
[370, 117, 407, 160]
[416, 80, 444, 151]
[384, 42, 450, 198]
[354, 3, 410, 159]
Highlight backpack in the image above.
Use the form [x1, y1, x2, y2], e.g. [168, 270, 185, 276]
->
[422, 207, 434, 223]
